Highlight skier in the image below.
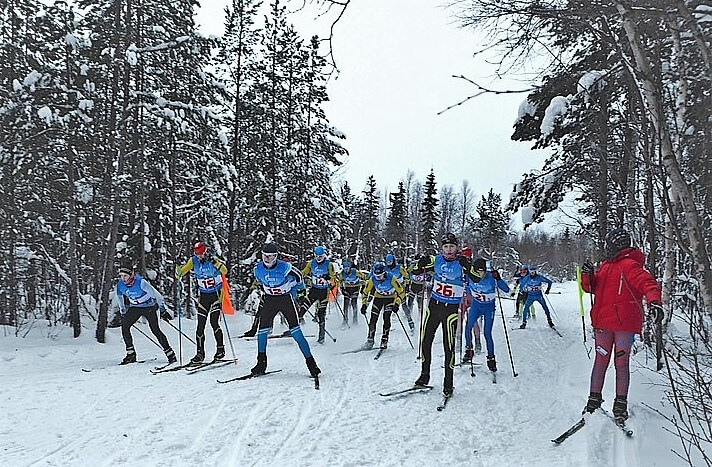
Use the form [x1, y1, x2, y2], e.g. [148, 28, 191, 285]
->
[414, 232, 482, 396]
[384, 253, 414, 331]
[340, 259, 365, 325]
[175, 241, 228, 363]
[359, 262, 406, 350]
[518, 265, 554, 329]
[404, 254, 430, 321]
[457, 246, 475, 357]
[510, 264, 531, 318]
[580, 228, 662, 423]
[116, 265, 176, 365]
[250, 242, 320, 378]
[299, 245, 339, 344]
[463, 258, 510, 372]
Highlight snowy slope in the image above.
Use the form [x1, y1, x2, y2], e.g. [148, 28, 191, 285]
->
[0, 282, 682, 466]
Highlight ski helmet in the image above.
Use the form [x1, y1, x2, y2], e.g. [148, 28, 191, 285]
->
[605, 228, 631, 258]
[441, 232, 458, 246]
[461, 246, 473, 259]
[385, 253, 395, 265]
[193, 241, 207, 256]
[314, 245, 326, 257]
[529, 265, 538, 275]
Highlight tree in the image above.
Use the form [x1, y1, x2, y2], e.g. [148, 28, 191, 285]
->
[420, 169, 439, 253]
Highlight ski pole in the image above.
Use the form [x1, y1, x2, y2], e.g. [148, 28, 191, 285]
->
[496, 288, 518, 377]
[576, 266, 591, 359]
[391, 304, 415, 349]
[132, 323, 163, 349]
[176, 278, 183, 365]
[417, 282, 428, 360]
[162, 315, 196, 345]
[216, 297, 239, 365]
[304, 307, 337, 342]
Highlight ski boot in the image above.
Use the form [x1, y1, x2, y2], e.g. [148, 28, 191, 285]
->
[165, 348, 177, 364]
[120, 351, 137, 365]
[443, 386, 454, 397]
[519, 321, 527, 329]
[613, 396, 628, 422]
[361, 339, 374, 350]
[414, 372, 430, 387]
[487, 355, 497, 372]
[583, 392, 603, 414]
[305, 355, 321, 377]
[379, 336, 388, 350]
[251, 352, 267, 376]
[547, 317, 555, 328]
[462, 347, 474, 363]
[213, 346, 225, 361]
[190, 350, 205, 364]
[241, 329, 257, 338]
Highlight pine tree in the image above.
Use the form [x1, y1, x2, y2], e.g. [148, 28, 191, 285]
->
[420, 169, 439, 254]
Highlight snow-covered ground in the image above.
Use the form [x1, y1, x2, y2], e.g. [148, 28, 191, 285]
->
[1, 281, 682, 466]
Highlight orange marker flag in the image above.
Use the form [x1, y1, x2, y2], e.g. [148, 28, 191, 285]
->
[221, 274, 235, 315]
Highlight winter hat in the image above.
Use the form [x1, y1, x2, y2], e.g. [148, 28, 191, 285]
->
[385, 253, 395, 265]
[314, 245, 326, 257]
[193, 241, 207, 256]
[441, 232, 458, 246]
[473, 258, 487, 271]
[461, 246, 473, 259]
[118, 265, 133, 275]
[262, 242, 279, 255]
[605, 229, 631, 258]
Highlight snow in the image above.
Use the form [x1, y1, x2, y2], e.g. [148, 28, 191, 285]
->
[577, 71, 606, 101]
[0, 282, 681, 466]
[521, 205, 536, 225]
[540, 96, 569, 137]
[38, 106, 53, 124]
[517, 97, 537, 121]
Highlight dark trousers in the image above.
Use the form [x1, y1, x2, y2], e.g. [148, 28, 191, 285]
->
[367, 297, 397, 347]
[342, 286, 361, 322]
[419, 299, 459, 390]
[405, 284, 426, 317]
[299, 287, 329, 323]
[121, 304, 171, 353]
[196, 290, 224, 352]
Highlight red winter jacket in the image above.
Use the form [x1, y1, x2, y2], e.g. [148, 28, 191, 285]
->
[581, 247, 661, 334]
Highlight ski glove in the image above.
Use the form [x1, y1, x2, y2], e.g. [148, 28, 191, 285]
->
[360, 304, 368, 316]
[491, 270, 501, 280]
[457, 255, 471, 270]
[545, 287, 551, 295]
[159, 304, 172, 321]
[650, 302, 664, 324]
[581, 261, 595, 275]
[175, 266, 182, 279]
[391, 297, 402, 309]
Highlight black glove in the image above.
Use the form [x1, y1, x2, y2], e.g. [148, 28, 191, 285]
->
[297, 288, 307, 300]
[457, 255, 471, 269]
[581, 261, 594, 275]
[160, 308, 173, 321]
[491, 270, 501, 280]
[545, 287, 551, 295]
[360, 304, 368, 316]
[650, 303, 664, 324]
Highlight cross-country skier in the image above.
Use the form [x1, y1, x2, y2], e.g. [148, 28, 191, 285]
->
[359, 262, 406, 350]
[175, 241, 228, 363]
[340, 259, 365, 325]
[116, 265, 176, 365]
[250, 242, 320, 378]
[404, 254, 430, 321]
[414, 232, 482, 396]
[510, 264, 530, 318]
[384, 253, 414, 332]
[518, 265, 554, 329]
[299, 245, 339, 344]
[463, 258, 510, 372]
[580, 228, 662, 423]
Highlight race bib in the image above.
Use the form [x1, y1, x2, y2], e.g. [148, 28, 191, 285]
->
[432, 280, 464, 298]
[198, 275, 221, 290]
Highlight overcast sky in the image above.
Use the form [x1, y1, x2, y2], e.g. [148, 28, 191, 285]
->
[195, 0, 555, 227]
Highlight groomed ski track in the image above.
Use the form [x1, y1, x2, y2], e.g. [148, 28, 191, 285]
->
[0, 282, 678, 466]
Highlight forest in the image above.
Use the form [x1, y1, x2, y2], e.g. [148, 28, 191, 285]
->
[1, 1, 710, 463]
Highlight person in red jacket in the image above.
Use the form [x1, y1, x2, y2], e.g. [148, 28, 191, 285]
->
[580, 228, 663, 423]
